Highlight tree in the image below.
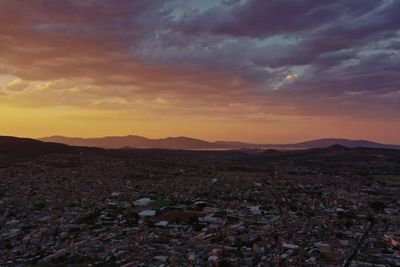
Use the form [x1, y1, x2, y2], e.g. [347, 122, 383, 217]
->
[369, 201, 386, 212]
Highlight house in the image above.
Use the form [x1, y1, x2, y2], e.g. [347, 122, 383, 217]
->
[138, 210, 156, 217]
[133, 198, 153, 206]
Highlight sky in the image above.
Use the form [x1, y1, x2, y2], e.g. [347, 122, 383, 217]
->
[0, 0, 400, 143]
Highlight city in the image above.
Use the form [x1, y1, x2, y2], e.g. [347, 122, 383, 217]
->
[1, 0, 400, 266]
[1, 147, 399, 266]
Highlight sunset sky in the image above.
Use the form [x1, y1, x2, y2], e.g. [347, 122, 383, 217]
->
[1, 0, 400, 143]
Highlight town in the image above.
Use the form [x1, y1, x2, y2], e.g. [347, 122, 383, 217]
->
[1, 150, 399, 266]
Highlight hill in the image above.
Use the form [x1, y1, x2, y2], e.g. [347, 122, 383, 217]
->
[2, 136, 400, 163]
[261, 144, 400, 160]
[40, 135, 226, 150]
[286, 138, 400, 149]
[0, 136, 103, 155]
[39, 135, 400, 150]
[216, 138, 400, 150]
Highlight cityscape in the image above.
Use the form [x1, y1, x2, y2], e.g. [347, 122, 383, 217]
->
[1, 0, 400, 266]
[0, 137, 399, 266]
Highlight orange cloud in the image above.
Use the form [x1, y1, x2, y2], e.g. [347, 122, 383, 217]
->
[0, 0, 399, 143]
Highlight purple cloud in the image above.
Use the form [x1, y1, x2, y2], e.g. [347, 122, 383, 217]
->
[1, 0, 400, 118]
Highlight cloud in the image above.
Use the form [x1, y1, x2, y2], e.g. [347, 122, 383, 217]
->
[0, 0, 399, 120]
[3, 79, 29, 92]
[174, 0, 382, 38]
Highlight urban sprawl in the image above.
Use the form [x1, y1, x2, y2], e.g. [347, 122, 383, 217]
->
[1, 151, 399, 266]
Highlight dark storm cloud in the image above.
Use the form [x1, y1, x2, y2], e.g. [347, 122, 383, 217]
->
[1, 0, 400, 117]
[295, 52, 400, 94]
[159, 0, 400, 117]
[174, 0, 381, 37]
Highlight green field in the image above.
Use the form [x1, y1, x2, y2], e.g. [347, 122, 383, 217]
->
[375, 174, 400, 181]
[149, 199, 176, 209]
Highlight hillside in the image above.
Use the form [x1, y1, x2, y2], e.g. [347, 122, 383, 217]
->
[40, 135, 225, 150]
[261, 144, 400, 160]
[216, 138, 400, 150]
[40, 136, 400, 150]
[0, 136, 103, 155]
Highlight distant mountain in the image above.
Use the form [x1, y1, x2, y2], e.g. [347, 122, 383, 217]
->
[214, 141, 257, 149]
[216, 138, 400, 150]
[40, 135, 226, 150]
[261, 144, 400, 160]
[285, 138, 400, 149]
[0, 136, 103, 154]
[3, 136, 400, 162]
[40, 136, 400, 150]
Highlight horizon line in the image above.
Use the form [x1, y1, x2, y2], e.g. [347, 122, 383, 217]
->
[2, 134, 398, 146]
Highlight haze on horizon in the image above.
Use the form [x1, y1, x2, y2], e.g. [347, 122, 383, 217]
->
[1, 0, 400, 144]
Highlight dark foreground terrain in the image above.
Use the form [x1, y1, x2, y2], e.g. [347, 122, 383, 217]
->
[1, 137, 400, 266]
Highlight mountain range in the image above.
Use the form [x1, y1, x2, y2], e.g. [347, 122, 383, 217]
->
[1, 136, 400, 162]
[39, 135, 225, 150]
[39, 135, 400, 150]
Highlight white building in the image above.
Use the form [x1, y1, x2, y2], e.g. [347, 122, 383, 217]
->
[139, 210, 157, 217]
[133, 198, 153, 206]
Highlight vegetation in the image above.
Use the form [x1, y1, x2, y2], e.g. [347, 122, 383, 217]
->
[75, 210, 100, 225]
[150, 199, 176, 209]
[369, 201, 386, 212]
[375, 174, 400, 181]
